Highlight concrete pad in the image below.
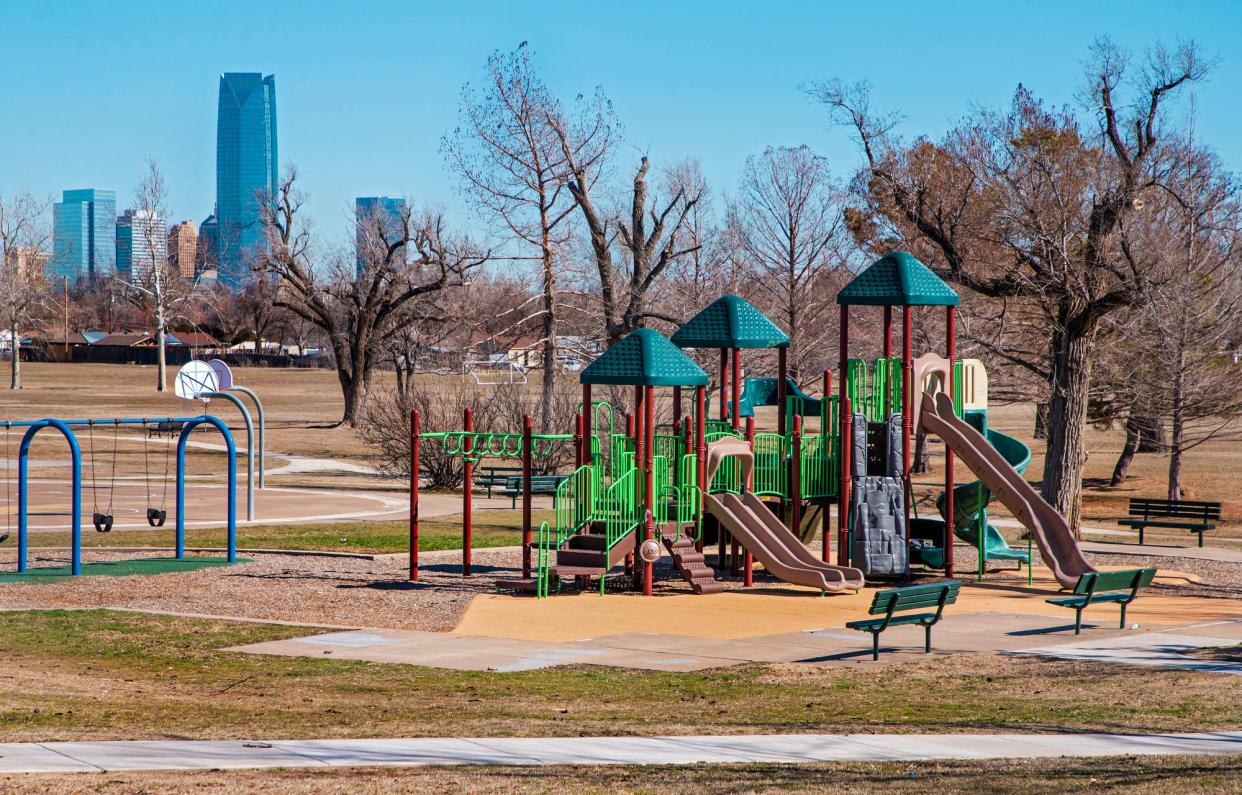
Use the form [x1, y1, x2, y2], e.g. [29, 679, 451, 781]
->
[0, 743, 101, 772]
[45, 740, 328, 771]
[270, 738, 539, 766]
[1011, 632, 1242, 675]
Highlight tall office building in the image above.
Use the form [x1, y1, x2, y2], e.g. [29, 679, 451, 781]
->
[196, 212, 218, 275]
[49, 189, 116, 281]
[354, 196, 407, 276]
[167, 221, 198, 279]
[216, 72, 278, 288]
[115, 209, 167, 283]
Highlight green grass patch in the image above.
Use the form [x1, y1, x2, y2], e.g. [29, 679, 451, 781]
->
[71, 510, 549, 553]
[0, 556, 243, 581]
[1, 610, 1240, 743]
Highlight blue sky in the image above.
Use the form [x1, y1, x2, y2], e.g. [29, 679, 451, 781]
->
[3, 1, 1240, 243]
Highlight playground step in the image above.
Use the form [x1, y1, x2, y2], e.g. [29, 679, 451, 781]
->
[663, 536, 724, 595]
[567, 534, 608, 551]
[494, 577, 539, 594]
[555, 550, 608, 569]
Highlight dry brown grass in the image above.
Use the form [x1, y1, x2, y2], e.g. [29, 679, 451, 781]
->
[7, 756, 1242, 794]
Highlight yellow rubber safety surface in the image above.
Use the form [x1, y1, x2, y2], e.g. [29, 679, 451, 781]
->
[453, 566, 1221, 643]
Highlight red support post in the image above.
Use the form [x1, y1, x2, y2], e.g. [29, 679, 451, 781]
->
[777, 347, 788, 436]
[575, 411, 584, 469]
[695, 386, 707, 553]
[522, 413, 533, 579]
[902, 305, 913, 578]
[883, 305, 893, 358]
[672, 385, 682, 441]
[409, 409, 420, 581]
[822, 370, 832, 563]
[791, 414, 803, 541]
[643, 385, 655, 596]
[719, 348, 729, 421]
[462, 407, 474, 577]
[945, 306, 957, 578]
[731, 347, 742, 431]
[582, 383, 592, 467]
[838, 305, 851, 567]
[743, 415, 755, 587]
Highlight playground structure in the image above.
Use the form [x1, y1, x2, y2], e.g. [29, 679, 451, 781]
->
[0, 415, 238, 575]
[406, 251, 1097, 597]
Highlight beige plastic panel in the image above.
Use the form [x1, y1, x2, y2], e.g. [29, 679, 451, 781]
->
[958, 358, 988, 411]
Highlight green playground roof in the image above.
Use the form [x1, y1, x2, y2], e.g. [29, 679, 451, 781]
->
[837, 251, 959, 307]
[670, 295, 790, 349]
[580, 328, 709, 387]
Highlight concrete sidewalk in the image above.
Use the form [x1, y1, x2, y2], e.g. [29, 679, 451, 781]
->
[2, 731, 1240, 773]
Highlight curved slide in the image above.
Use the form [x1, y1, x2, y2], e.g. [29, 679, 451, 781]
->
[919, 392, 1094, 588]
[931, 423, 1031, 563]
[704, 491, 865, 592]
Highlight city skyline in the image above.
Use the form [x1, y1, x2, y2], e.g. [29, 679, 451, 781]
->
[50, 188, 116, 281]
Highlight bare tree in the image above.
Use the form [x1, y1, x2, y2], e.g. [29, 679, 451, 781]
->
[445, 43, 613, 430]
[814, 40, 1207, 530]
[0, 191, 51, 389]
[117, 161, 189, 391]
[559, 145, 701, 344]
[256, 169, 485, 426]
[731, 145, 848, 379]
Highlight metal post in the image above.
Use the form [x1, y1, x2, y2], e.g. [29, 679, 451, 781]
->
[777, 347, 788, 436]
[176, 416, 237, 563]
[791, 415, 803, 541]
[202, 391, 255, 522]
[822, 369, 832, 562]
[838, 305, 851, 568]
[18, 420, 82, 575]
[743, 416, 754, 587]
[883, 305, 893, 358]
[581, 383, 592, 467]
[643, 385, 655, 596]
[945, 306, 956, 578]
[410, 409, 420, 582]
[902, 305, 913, 577]
[462, 408, 474, 577]
[522, 414, 533, 579]
[719, 348, 728, 421]
[731, 348, 742, 431]
[228, 386, 265, 489]
[695, 386, 707, 554]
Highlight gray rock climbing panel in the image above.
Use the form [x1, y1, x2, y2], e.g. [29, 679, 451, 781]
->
[848, 412, 908, 576]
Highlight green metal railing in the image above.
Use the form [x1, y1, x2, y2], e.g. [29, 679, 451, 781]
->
[653, 433, 683, 467]
[800, 434, 839, 499]
[599, 467, 641, 551]
[536, 521, 553, 598]
[845, 357, 902, 422]
[752, 433, 786, 497]
[705, 431, 742, 494]
[676, 453, 702, 538]
[553, 465, 596, 542]
[426, 431, 574, 462]
[704, 419, 735, 437]
[652, 455, 671, 526]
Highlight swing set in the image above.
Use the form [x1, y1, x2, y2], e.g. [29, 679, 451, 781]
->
[0, 415, 238, 576]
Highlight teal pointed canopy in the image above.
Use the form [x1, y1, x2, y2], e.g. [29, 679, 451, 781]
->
[670, 295, 790, 349]
[837, 251, 959, 307]
[581, 328, 709, 387]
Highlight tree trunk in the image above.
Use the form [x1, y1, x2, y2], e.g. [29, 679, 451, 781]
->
[1167, 353, 1185, 500]
[1033, 402, 1050, 440]
[9, 321, 21, 390]
[1109, 416, 1141, 486]
[1040, 320, 1095, 535]
[539, 230, 557, 433]
[1134, 415, 1167, 453]
[338, 367, 364, 427]
[156, 324, 167, 392]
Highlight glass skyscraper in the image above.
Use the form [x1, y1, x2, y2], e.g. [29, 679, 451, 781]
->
[115, 209, 167, 283]
[355, 196, 407, 276]
[49, 189, 116, 281]
[216, 72, 278, 289]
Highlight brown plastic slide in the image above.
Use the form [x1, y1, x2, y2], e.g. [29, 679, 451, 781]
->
[702, 438, 865, 592]
[918, 391, 1094, 588]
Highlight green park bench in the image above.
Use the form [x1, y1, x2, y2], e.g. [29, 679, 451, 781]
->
[1045, 567, 1157, 634]
[846, 581, 961, 661]
[500, 474, 568, 509]
[1118, 498, 1221, 547]
[475, 465, 522, 498]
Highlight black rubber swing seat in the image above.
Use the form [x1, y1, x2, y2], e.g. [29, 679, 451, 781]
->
[93, 512, 114, 533]
[146, 508, 167, 527]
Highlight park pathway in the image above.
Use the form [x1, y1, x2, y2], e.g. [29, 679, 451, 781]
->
[2, 731, 1240, 773]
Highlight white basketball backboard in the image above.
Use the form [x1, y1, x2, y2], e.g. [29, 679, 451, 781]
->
[208, 359, 234, 390]
[174, 360, 219, 400]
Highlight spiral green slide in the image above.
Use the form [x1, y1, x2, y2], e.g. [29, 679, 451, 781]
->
[918, 409, 1031, 569]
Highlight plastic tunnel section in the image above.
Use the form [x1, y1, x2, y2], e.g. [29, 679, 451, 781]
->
[918, 392, 1094, 588]
[702, 437, 864, 592]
